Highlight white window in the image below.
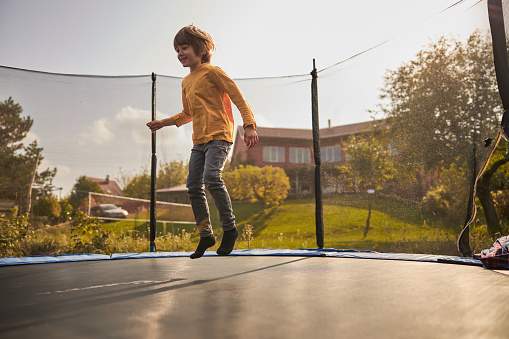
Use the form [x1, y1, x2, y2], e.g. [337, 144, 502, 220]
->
[289, 147, 311, 164]
[321, 145, 341, 163]
[263, 146, 285, 163]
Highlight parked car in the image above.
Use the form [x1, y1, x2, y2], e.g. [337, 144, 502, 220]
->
[90, 204, 128, 219]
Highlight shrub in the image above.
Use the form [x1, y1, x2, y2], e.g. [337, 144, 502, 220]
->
[493, 190, 509, 222]
[0, 210, 33, 257]
[224, 165, 290, 207]
[33, 195, 61, 223]
[421, 185, 450, 218]
[69, 211, 112, 254]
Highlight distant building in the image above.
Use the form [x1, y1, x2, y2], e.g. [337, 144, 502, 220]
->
[86, 175, 123, 196]
[156, 184, 189, 204]
[157, 120, 388, 201]
[231, 120, 385, 197]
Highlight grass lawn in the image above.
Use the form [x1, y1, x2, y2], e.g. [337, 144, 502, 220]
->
[9, 194, 499, 258]
[232, 194, 461, 255]
[100, 194, 482, 256]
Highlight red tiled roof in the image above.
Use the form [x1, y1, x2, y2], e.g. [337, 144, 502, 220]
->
[247, 120, 382, 141]
[156, 184, 187, 193]
[86, 176, 123, 196]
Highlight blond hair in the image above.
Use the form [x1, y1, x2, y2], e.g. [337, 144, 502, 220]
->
[174, 25, 215, 63]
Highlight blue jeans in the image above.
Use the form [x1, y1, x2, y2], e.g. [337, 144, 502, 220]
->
[187, 140, 235, 237]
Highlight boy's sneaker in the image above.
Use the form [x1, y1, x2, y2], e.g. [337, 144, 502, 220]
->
[217, 228, 238, 256]
[190, 234, 216, 259]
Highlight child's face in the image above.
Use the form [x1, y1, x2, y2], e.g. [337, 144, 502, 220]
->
[176, 44, 202, 71]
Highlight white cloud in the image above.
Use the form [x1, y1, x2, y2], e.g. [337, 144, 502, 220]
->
[38, 159, 70, 178]
[22, 131, 39, 145]
[54, 105, 194, 195]
[79, 118, 113, 145]
[114, 105, 191, 147]
[115, 106, 155, 145]
[253, 114, 274, 128]
[37, 158, 72, 196]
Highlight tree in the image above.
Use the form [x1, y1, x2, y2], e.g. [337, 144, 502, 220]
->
[0, 97, 56, 208]
[340, 133, 395, 192]
[123, 170, 151, 199]
[255, 166, 291, 207]
[68, 176, 103, 210]
[118, 161, 188, 200]
[59, 198, 73, 222]
[223, 165, 290, 207]
[156, 160, 188, 189]
[377, 31, 506, 230]
[476, 140, 509, 234]
[33, 195, 61, 222]
[379, 33, 501, 173]
[0, 97, 32, 151]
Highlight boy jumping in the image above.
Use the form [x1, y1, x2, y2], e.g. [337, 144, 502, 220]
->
[147, 25, 258, 259]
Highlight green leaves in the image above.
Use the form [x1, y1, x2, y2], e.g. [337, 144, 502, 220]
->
[223, 165, 290, 207]
[68, 176, 103, 210]
[70, 211, 111, 254]
[339, 134, 396, 192]
[0, 97, 56, 205]
[0, 210, 33, 257]
[380, 32, 500, 171]
[0, 97, 32, 151]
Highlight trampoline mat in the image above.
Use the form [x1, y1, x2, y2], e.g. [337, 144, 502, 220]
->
[1, 254, 508, 338]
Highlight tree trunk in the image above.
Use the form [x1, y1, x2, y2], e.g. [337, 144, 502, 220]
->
[477, 181, 500, 235]
[477, 158, 508, 235]
[26, 151, 40, 215]
[364, 201, 372, 238]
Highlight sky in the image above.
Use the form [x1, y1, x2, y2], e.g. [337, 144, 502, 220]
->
[0, 0, 491, 196]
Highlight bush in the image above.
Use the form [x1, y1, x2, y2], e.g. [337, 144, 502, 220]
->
[0, 210, 34, 257]
[421, 185, 450, 218]
[224, 165, 290, 207]
[59, 198, 73, 222]
[69, 211, 112, 254]
[493, 190, 509, 222]
[33, 195, 61, 223]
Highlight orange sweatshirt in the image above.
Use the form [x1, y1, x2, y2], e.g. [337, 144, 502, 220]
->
[171, 63, 256, 145]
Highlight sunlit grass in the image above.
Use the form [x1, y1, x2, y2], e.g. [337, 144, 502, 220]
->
[2, 194, 502, 257]
[233, 195, 462, 255]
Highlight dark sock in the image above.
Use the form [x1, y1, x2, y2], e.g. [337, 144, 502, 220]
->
[190, 234, 216, 259]
[217, 228, 238, 256]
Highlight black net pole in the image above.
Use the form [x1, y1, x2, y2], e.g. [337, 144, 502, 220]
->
[457, 0, 509, 256]
[150, 72, 157, 252]
[488, 0, 509, 139]
[311, 59, 324, 249]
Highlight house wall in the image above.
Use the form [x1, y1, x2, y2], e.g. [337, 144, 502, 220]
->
[230, 123, 386, 198]
[233, 136, 351, 168]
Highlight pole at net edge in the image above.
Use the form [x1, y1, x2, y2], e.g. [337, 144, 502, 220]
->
[311, 59, 324, 249]
[150, 72, 157, 252]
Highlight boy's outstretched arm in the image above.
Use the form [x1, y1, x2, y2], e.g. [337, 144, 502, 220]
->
[244, 125, 258, 148]
[146, 117, 176, 133]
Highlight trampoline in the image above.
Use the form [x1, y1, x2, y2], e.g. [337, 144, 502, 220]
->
[2, 1, 509, 337]
[1, 252, 509, 338]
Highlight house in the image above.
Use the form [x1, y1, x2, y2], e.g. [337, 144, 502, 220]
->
[156, 120, 386, 201]
[86, 175, 123, 196]
[231, 120, 385, 196]
[156, 184, 189, 204]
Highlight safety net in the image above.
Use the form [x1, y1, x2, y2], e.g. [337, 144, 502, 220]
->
[0, 0, 508, 257]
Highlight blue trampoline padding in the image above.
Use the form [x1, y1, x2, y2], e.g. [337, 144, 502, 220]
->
[0, 253, 110, 266]
[111, 252, 194, 260]
[0, 249, 484, 267]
